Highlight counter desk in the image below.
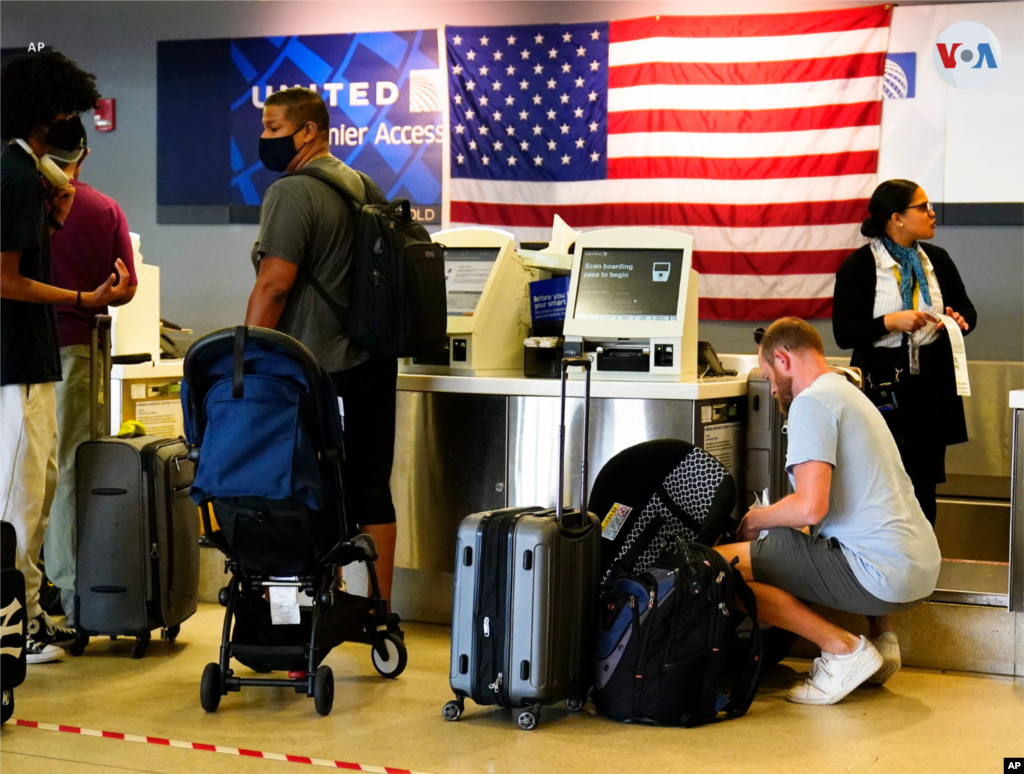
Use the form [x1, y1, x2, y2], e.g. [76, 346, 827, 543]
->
[390, 361, 755, 579]
[1011, 389, 1024, 611]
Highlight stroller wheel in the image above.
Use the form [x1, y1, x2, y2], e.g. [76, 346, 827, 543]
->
[313, 666, 334, 716]
[371, 632, 407, 679]
[200, 663, 222, 712]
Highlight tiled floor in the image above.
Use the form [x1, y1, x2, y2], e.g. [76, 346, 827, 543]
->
[1, 603, 1021, 774]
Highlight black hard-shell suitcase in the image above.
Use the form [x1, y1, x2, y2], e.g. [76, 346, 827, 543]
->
[444, 358, 600, 730]
[72, 435, 199, 657]
[1, 521, 27, 723]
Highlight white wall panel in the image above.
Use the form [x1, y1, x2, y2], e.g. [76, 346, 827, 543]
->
[943, 1, 1024, 202]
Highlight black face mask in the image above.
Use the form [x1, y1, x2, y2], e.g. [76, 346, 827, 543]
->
[45, 116, 86, 152]
[258, 126, 308, 173]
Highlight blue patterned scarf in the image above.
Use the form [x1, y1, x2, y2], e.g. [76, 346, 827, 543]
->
[882, 236, 932, 310]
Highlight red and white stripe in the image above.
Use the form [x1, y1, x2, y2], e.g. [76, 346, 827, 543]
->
[450, 5, 892, 320]
[10, 719, 434, 774]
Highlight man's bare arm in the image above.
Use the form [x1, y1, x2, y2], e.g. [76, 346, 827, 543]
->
[2, 250, 129, 307]
[244, 256, 298, 329]
[738, 461, 832, 539]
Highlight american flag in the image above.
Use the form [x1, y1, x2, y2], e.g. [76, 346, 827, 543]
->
[446, 6, 892, 320]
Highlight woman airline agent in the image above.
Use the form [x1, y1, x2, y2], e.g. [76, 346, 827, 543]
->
[832, 179, 976, 526]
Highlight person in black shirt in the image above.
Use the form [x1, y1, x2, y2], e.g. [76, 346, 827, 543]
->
[833, 179, 976, 527]
[1, 51, 129, 663]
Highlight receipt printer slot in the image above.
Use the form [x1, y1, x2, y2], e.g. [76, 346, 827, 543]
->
[596, 347, 650, 373]
[452, 338, 468, 362]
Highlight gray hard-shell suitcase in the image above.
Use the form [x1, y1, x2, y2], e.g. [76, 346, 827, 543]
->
[443, 357, 600, 731]
[72, 435, 199, 658]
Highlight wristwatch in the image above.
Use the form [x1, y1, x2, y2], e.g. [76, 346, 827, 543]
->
[47, 213, 64, 231]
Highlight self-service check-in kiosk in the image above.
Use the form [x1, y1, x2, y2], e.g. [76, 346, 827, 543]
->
[563, 227, 698, 381]
[400, 227, 540, 376]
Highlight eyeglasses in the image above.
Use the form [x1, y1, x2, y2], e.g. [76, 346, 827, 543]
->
[904, 201, 934, 213]
[753, 327, 789, 351]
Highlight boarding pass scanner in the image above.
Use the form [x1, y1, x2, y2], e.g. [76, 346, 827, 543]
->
[399, 227, 540, 377]
[562, 227, 698, 382]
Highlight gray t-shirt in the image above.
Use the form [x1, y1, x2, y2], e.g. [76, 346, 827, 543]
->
[251, 156, 370, 373]
[785, 372, 942, 603]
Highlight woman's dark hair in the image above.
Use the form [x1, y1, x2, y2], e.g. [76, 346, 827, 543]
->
[860, 179, 920, 238]
[1, 51, 100, 140]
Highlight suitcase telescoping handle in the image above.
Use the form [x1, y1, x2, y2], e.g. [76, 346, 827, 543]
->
[557, 356, 592, 522]
[90, 315, 113, 439]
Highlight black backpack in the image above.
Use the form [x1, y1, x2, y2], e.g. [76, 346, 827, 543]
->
[2, 521, 26, 724]
[283, 167, 447, 359]
[593, 538, 762, 727]
[589, 440, 737, 585]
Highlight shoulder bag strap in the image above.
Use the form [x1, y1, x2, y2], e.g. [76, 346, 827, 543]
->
[279, 167, 363, 331]
[722, 570, 764, 718]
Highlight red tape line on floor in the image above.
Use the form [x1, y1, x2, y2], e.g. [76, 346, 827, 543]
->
[10, 719, 433, 774]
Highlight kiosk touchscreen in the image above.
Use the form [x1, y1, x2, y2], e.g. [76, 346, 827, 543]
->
[400, 227, 540, 376]
[563, 228, 698, 381]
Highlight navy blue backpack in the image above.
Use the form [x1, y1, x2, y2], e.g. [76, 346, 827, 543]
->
[181, 326, 347, 575]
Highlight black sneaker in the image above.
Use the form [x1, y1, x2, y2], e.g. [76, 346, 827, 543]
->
[28, 613, 76, 648]
[25, 636, 64, 664]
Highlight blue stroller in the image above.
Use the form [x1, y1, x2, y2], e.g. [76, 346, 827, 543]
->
[182, 326, 406, 716]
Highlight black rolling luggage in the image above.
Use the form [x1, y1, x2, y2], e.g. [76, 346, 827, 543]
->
[72, 435, 199, 657]
[2, 522, 27, 724]
[444, 358, 600, 730]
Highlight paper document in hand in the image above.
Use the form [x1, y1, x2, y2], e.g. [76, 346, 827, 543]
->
[936, 314, 971, 396]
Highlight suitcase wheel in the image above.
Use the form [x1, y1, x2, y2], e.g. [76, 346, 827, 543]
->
[200, 663, 222, 712]
[442, 700, 463, 722]
[565, 695, 585, 712]
[68, 634, 89, 657]
[313, 666, 334, 716]
[371, 632, 407, 679]
[131, 633, 150, 659]
[161, 624, 180, 643]
[517, 709, 539, 731]
[1, 689, 13, 725]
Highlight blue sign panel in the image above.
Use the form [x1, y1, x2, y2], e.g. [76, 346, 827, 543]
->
[530, 276, 571, 323]
[158, 29, 443, 224]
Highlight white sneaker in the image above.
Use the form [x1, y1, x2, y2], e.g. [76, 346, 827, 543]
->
[25, 636, 64, 664]
[787, 636, 883, 705]
[866, 632, 901, 685]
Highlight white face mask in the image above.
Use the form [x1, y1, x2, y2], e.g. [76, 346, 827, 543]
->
[13, 138, 71, 188]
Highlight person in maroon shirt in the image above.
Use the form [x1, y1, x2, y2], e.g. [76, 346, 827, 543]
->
[45, 131, 137, 621]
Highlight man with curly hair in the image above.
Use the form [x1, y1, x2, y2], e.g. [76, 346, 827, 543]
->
[1, 50, 130, 663]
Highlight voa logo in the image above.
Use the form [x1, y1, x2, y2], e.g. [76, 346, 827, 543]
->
[933, 21, 1002, 89]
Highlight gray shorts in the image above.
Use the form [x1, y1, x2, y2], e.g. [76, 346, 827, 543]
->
[748, 528, 924, 616]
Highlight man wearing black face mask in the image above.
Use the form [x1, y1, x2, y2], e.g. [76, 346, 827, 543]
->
[245, 87, 400, 612]
[1, 51, 129, 664]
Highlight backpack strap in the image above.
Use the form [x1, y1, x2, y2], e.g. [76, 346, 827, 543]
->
[232, 325, 246, 399]
[654, 480, 703, 535]
[278, 167, 365, 332]
[722, 571, 763, 718]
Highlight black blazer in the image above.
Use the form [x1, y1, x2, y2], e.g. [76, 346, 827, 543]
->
[832, 242, 977, 447]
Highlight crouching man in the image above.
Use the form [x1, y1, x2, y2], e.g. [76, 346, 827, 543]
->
[716, 317, 941, 705]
